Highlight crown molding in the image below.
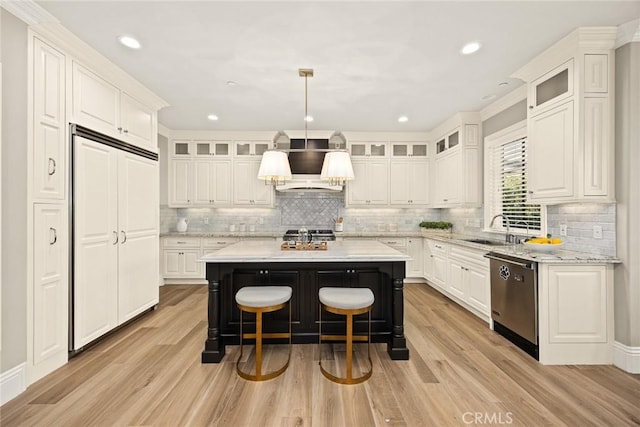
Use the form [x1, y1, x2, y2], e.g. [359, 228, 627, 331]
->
[615, 19, 640, 48]
[0, 0, 57, 25]
[480, 85, 527, 122]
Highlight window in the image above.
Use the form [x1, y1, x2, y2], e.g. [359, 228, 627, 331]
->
[484, 121, 544, 235]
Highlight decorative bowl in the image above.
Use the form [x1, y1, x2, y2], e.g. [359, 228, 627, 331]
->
[523, 241, 563, 253]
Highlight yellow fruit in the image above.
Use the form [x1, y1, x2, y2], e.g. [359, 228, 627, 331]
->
[551, 238, 562, 244]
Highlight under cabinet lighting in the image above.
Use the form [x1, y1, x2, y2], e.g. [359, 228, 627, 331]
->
[398, 116, 409, 123]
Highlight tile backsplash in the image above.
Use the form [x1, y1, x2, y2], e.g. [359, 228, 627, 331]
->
[160, 195, 616, 256]
[161, 192, 437, 234]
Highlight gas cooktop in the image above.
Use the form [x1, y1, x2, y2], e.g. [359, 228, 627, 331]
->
[283, 229, 336, 241]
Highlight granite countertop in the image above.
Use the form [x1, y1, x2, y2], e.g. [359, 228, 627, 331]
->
[199, 240, 411, 263]
[162, 231, 619, 264]
[422, 233, 621, 264]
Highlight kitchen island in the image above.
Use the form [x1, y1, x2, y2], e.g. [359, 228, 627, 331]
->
[200, 239, 411, 363]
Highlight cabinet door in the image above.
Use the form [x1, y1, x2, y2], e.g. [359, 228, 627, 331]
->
[212, 161, 232, 205]
[33, 38, 66, 200]
[117, 152, 159, 323]
[193, 160, 214, 205]
[434, 151, 461, 206]
[72, 62, 120, 135]
[465, 263, 489, 315]
[409, 162, 429, 205]
[431, 254, 448, 288]
[389, 161, 411, 204]
[528, 100, 574, 201]
[529, 59, 574, 115]
[162, 250, 182, 277]
[406, 238, 423, 278]
[368, 160, 389, 204]
[120, 92, 154, 149]
[346, 160, 370, 205]
[169, 159, 192, 206]
[33, 204, 68, 378]
[73, 136, 119, 349]
[447, 259, 466, 299]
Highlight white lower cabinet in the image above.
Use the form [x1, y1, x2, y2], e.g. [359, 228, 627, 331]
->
[406, 238, 424, 278]
[73, 136, 158, 349]
[161, 236, 239, 282]
[538, 263, 614, 364]
[423, 239, 489, 320]
[32, 204, 68, 382]
[162, 237, 203, 279]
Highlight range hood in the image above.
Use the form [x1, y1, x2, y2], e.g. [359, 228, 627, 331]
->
[273, 130, 348, 192]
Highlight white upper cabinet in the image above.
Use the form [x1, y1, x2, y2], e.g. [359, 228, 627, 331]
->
[234, 141, 270, 157]
[430, 114, 481, 208]
[33, 37, 66, 201]
[389, 160, 429, 206]
[349, 141, 387, 157]
[233, 159, 274, 206]
[391, 142, 428, 157]
[511, 27, 616, 204]
[347, 159, 389, 206]
[72, 61, 157, 151]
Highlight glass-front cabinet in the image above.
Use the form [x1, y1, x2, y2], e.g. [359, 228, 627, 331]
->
[349, 141, 387, 157]
[235, 141, 270, 157]
[391, 142, 428, 157]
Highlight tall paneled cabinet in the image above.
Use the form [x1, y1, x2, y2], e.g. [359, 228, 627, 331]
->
[511, 27, 616, 204]
[27, 26, 167, 384]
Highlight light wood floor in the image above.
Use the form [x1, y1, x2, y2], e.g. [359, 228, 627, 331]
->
[2, 284, 639, 426]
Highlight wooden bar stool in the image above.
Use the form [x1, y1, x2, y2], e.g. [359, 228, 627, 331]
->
[235, 286, 292, 381]
[318, 287, 374, 384]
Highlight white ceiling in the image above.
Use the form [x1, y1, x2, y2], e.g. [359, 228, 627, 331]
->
[35, 1, 640, 132]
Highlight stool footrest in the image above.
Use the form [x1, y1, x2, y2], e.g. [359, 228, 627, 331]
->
[242, 332, 291, 340]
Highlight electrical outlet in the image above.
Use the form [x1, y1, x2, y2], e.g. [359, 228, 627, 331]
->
[560, 224, 567, 236]
[204, 217, 209, 225]
[593, 225, 603, 239]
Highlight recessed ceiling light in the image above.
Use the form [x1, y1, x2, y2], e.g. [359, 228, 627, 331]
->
[304, 115, 314, 122]
[118, 35, 141, 50]
[498, 81, 509, 86]
[398, 116, 409, 123]
[481, 94, 497, 101]
[461, 42, 481, 55]
[226, 80, 238, 86]
[207, 114, 219, 121]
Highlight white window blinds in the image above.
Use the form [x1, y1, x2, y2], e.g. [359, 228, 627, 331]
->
[490, 137, 541, 232]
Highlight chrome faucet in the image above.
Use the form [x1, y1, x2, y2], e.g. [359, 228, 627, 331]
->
[490, 214, 512, 243]
[512, 220, 530, 244]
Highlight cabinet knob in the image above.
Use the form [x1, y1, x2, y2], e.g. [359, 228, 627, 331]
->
[117, 127, 123, 132]
[123, 129, 129, 134]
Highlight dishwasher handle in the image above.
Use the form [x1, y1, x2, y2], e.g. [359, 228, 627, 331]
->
[484, 253, 534, 269]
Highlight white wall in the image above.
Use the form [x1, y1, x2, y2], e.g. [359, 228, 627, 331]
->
[615, 41, 640, 348]
[1, 9, 28, 373]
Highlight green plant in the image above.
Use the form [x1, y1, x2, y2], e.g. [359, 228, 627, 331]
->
[419, 221, 453, 230]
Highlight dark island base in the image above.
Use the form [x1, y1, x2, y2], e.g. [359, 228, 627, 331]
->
[202, 260, 410, 363]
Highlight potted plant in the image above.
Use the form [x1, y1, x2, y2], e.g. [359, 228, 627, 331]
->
[419, 221, 453, 236]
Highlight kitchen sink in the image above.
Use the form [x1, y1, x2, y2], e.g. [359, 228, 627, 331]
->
[463, 238, 505, 246]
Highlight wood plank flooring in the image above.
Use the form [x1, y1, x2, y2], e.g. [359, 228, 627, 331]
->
[2, 284, 639, 426]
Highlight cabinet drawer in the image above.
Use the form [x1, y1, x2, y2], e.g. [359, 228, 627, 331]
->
[449, 245, 488, 268]
[378, 237, 407, 249]
[426, 239, 448, 255]
[202, 237, 239, 248]
[163, 237, 201, 248]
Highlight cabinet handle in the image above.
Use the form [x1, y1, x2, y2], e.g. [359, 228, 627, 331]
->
[176, 241, 187, 244]
[435, 245, 443, 249]
[48, 158, 56, 176]
[528, 191, 534, 194]
[121, 230, 127, 244]
[113, 230, 119, 245]
[430, 255, 434, 258]
[49, 227, 57, 245]
[117, 127, 123, 132]
[529, 105, 534, 110]
[123, 129, 129, 134]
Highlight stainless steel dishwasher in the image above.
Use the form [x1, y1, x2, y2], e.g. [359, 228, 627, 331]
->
[485, 252, 539, 359]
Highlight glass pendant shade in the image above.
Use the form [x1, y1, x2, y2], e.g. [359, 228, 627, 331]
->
[257, 150, 292, 184]
[320, 150, 355, 185]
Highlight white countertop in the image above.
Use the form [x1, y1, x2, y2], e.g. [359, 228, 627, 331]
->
[199, 239, 411, 263]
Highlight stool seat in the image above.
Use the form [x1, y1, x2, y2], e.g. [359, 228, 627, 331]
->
[236, 286, 292, 308]
[319, 287, 374, 310]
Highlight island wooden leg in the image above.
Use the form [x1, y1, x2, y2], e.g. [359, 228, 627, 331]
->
[388, 277, 409, 360]
[202, 276, 225, 363]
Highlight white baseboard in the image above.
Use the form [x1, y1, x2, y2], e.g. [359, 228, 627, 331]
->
[614, 341, 640, 374]
[0, 363, 27, 405]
